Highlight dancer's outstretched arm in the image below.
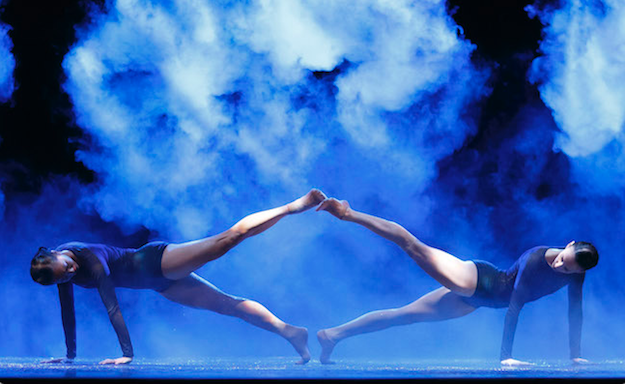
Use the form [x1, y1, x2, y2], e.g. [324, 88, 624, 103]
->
[316, 198, 477, 296]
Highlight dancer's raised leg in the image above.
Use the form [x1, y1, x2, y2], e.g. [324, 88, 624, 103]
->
[160, 273, 311, 364]
[316, 198, 477, 296]
[162, 189, 326, 280]
[317, 287, 476, 364]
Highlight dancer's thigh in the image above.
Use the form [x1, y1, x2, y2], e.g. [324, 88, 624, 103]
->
[161, 230, 241, 279]
[406, 242, 478, 297]
[159, 273, 245, 315]
[397, 286, 477, 322]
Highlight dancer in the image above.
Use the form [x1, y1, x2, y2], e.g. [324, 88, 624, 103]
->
[315, 197, 598, 366]
[31, 189, 327, 365]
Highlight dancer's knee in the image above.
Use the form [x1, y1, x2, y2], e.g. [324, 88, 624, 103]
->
[371, 307, 420, 326]
[216, 296, 247, 316]
[385, 221, 414, 249]
[394, 305, 428, 324]
[403, 238, 430, 261]
[220, 227, 246, 250]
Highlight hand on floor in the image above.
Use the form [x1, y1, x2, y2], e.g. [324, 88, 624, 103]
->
[40, 357, 74, 364]
[99, 356, 133, 365]
[501, 358, 533, 367]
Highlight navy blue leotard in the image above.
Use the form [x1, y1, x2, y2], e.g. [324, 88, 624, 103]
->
[460, 246, 584, 360]
[54, 241, 176, 359]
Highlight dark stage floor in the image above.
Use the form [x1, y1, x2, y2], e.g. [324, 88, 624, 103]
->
[1, 357, 624, 380]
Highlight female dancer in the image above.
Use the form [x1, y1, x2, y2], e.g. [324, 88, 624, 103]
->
[315, 197, 598, 366]
[30, 189, 327, 365]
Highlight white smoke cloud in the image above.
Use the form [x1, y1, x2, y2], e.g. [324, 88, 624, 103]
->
[233, 0, 344, 81]
[529, 0, 625, 191]
[63, 0, 489, 239]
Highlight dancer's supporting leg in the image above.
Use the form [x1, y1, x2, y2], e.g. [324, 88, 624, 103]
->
[160, 274, 311, 364]
[317, 287, 476, 364]
[315, 197, 479, 363]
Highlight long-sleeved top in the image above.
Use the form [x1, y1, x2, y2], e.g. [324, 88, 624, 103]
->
[497, 246, 584, 360]
[54, 241, 171, 359]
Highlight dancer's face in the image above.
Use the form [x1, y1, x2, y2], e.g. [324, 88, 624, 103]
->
[551, 242, 585, 274]
[49, 252, 77, 283]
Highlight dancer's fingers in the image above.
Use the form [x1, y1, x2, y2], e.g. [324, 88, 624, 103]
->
[316, 198, 332, 211]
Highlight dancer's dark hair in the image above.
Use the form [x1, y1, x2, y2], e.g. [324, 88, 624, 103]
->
[574, 241, 599, 270]
[30, 247, 56, 285]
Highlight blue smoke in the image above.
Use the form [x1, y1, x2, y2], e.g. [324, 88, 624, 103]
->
[528, 0, 625, 191]
[44, 0, 493, 361]
[0, 1, 16, 223]
[62, 0, 489, 241]
[0, 18, 14, 102]
[0, 184, 4, 221]
[8, 0, 623, 366]
[524, 0, 625, 360]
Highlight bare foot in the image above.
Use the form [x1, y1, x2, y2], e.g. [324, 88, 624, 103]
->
[284, 325, 311, 365]
[287, 189, 327, 214]
[317, 329, 337, 365]
[315, 198, 350, 220]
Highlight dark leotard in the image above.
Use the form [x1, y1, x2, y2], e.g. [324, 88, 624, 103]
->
[460, 246, 584, 360]
[55, 241, 176, 359]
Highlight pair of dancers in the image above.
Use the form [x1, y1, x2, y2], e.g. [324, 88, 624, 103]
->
[31, 189, 598, 366]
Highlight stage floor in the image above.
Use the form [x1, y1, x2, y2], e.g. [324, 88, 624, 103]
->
[1, 357, 624, 379]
